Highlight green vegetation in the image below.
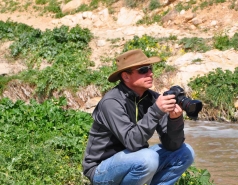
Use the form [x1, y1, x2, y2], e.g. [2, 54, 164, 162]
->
[189, 67, 238, 121]
[44, 0, 64, 18]
[136, 10, 169, 26]
[9, 25, 93, 64]
[176, 166, 214, 185]
[0, 0, 20, 13]
[0, 97, 91, 184]
[0, 0, 64, 17]
[124, 0, 144, 8]
[149, 0, 161, 10]
[0, 0, 162, 18]
[135, 0, 237, 25]
[176, 0, 227, 12]
[178, 37, 211, 53]
[35, 0, 48, 4]
[175, 0, 197, 12]
[192, 58, 203, 63]
[73, 0, 118, 14]
[123, 35, 172, 59]
[0, 97, 214, 184]
[122, 35, 176, 77]
[178, 32, 238, 53]
[213, 32, 238, 50]
[136, 14, 162, 25]
[229, 0, 238, 11]
[0, 20, 117, 97]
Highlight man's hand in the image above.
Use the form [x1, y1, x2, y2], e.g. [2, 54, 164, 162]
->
[169, 104, 183, 119]
[156, 94, 183, 119]
[156, 94, 176, 112]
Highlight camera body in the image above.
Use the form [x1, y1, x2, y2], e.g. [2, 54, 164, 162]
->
[163, 85, 203, 120]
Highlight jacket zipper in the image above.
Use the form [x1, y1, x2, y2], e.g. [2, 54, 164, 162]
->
[135, 95, 148, 122]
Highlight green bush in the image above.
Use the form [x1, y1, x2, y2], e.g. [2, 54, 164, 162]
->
[0, 97, 92, 184]
[213, 32, 238, 50]
[188, 67, 238, 121]
[230, 33, 238, 49]
[176, 166, 214, 185]
[0, 20, 97, 97]
[123, 35, 173, 60]
[136, 14, 163, 25]
[35, 0, 48, 5]
[9, 25, 93, 63]
[149, 0, 161, 11]
[43, 0, 64, 18]
[213, 33, 231, 50]
[179, 37, 211, 52]
[0, 0, 64, 17]
[0, 97, 215, 184]
[0, 20, 36, 41]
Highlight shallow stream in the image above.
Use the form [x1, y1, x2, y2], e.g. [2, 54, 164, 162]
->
[149, 120, 238, 185]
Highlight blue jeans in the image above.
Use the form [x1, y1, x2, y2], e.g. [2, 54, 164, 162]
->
[92, 143, 194, 185]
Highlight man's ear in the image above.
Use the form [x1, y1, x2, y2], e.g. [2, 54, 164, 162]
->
[121, 72, 130, 82]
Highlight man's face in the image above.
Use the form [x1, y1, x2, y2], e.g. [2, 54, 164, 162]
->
[124, 65, 154, 94]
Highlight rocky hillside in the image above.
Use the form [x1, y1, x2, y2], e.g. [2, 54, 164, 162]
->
[1, 0, 238, 114]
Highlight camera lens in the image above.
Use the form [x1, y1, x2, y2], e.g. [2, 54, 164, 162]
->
[177, 95, 203, 120]
[180, 98, 203, 120]
[187, 103, 196, 113]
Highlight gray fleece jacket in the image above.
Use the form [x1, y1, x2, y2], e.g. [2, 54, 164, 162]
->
[82, 82, 185, 182]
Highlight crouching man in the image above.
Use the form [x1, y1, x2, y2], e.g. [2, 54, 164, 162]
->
[83, 49, 194, 185]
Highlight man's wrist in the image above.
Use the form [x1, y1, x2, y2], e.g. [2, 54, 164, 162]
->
[169, 114, 183, 120]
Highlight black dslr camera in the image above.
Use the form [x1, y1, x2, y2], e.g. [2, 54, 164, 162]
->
[163, 85, 203, 120]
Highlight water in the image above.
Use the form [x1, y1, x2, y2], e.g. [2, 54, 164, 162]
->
[149, 120, 238, 185]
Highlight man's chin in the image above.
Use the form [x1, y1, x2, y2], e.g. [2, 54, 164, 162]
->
[146, 81, 153, 86]
[145, 84, 153, 89]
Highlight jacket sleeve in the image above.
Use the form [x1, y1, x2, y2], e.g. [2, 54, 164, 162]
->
[156, 114, 185, 151]
[94, 98, 166, 152]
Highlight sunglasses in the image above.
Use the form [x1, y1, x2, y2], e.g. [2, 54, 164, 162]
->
[135, 65, 153, 74]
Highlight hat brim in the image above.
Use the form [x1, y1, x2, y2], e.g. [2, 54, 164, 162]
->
[108, 56, 161, 82]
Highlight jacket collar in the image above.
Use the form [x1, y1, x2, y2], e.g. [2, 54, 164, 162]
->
[118, 82, 150, 102]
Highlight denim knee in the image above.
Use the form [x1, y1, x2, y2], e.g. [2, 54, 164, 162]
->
[135, 148, 159, 173]
[181, 143, 195, 165]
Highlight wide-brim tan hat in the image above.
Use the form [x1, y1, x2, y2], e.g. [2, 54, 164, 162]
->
[108, 49, 161, 82]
